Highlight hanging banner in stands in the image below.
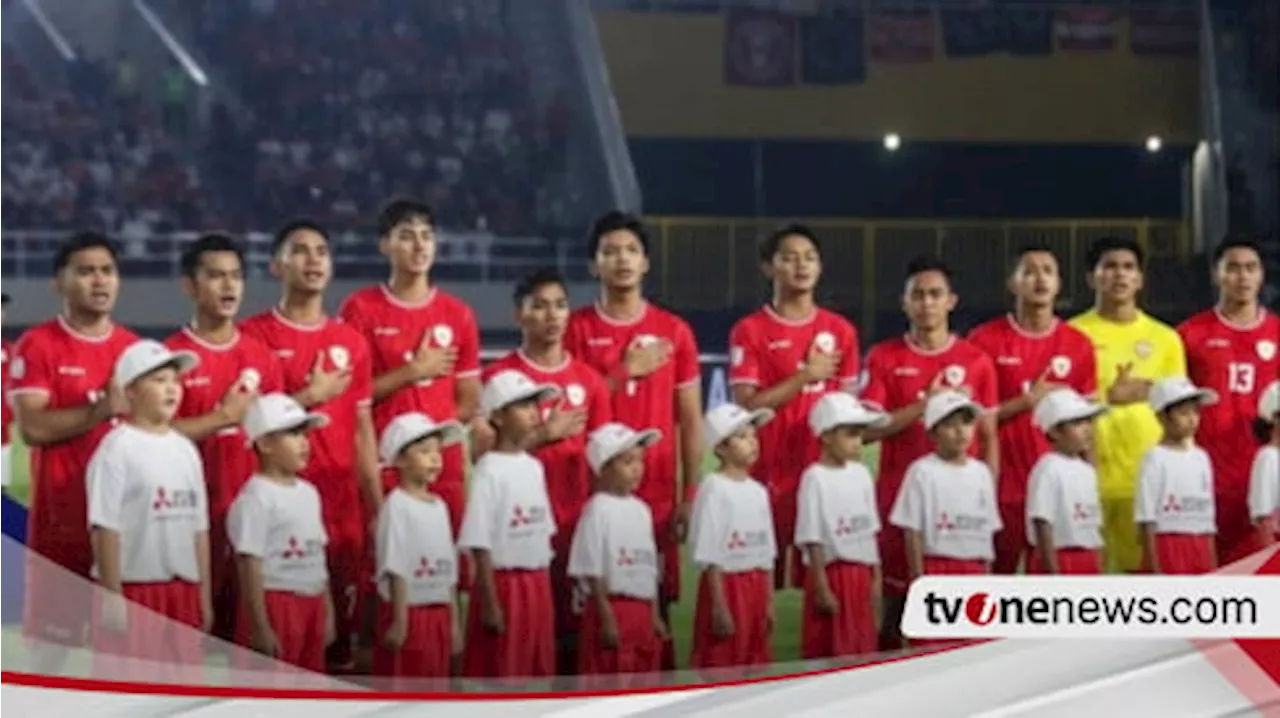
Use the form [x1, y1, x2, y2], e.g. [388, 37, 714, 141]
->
[723, 9, 796, 87]
[800, 14, 865, 85]
[1129, 8, 1199, 57]
[1054, 7, 1118, 52]
[867, 10, 936, 63]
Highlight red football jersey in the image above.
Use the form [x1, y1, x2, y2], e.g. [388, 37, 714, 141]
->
[858, 335, 998, 514]
[483, 350, 611, 540]
[1178, 309, 1280, 494]
[165, 327, 284, 516]
[565, 302, 701, 520]
[727, 305, 860, 527]
[2, 338, 12, 447]
[9, 318, 139, 529]
[240, 310, 372, 523]
[967, 315, 1098, 504]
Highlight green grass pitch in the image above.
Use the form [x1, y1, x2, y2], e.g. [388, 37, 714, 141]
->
[2, 437, 881, 668]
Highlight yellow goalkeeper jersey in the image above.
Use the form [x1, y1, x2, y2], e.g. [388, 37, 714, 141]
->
[1069, 309, 1187, 499]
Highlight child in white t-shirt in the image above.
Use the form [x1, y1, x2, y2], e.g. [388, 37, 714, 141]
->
[457, 370, 559, 682]
[1026, 389, 1108, 575]
[373, 412, 467, 685]
[688, 403, 776, 677]
[227, 393, 332, 672]
[891, 391, 1001, 583]
[87, 340, 207, 681]
[1136, 377, 1219, 574]
[795, 392, 886, 660]
[569, 422, 667, 690]
[1248, 381, 1279, 548]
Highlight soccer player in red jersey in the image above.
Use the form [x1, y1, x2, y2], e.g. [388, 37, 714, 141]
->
[9, 232, 139, 671]
[484, 268, 612, 675]
[165, 234, 284, 642]
[338, 199, 482, 520]
[1177, 237, 1279, 565]
[564, 211, 703, 672]
[728, 224, 861, 591]
[858, 255, 998, 650]
[240, 220, 381, 672]
[968, 246, 1097, 575]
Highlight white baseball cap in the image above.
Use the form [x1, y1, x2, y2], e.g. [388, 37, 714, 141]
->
[923, 390, 987, 431]
[378, 412, 466, 465]
[1258, 380, 1280, 421]
[586, 422, 662, 475]
[113, 339, 199, 388]
[1148, 376, 1219, 413]
[480, 369, 560, 418]
[243, 393, 329, 442]
[808, 391, 890, 436]
[704, 403, 774, 450]
[1033, 388, 1108, 432]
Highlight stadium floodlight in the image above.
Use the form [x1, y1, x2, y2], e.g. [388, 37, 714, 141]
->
[884, 133, 902, 152]
[1146, 135, 1163, 153]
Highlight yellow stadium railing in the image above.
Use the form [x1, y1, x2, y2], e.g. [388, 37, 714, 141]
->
[647, 217, 1194, 338]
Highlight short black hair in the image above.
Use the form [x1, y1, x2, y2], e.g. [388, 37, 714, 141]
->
[53, 231, 118, 275]
[904, 254, 954, 286]
[1211, 235, 1263, 265]
[513, 268, 568, 306]
[376, 197, 434, 238]
[586, 211, 649, 257]
[1009, 243, 1058, 273]
[272, 218, 329, 255]
[1085, 236, 1145, 271]
[759, 223, 821, 263]
[181, 233, 246, 278]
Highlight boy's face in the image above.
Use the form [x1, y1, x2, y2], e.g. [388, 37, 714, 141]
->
[184, 250, 245, 321]
[1048, 417, 1094, 455]
[601, 446, 645, 493]
[1089, 249, 1143, 305]
[822, 424, 864, 463]
[593, 230, 649, 291]
[272, 229, 332, 294]
[716, 425, 760, 468]
[1010, 251, 1061, 309]
[518, 281, 570, 346]
[493, 398, 542, 442]
[930, 410, 976, 457]
[1161, 401, 1202, 441]
[395, 435, 444, 482]
[58, 247, 120, 316]
[381, 215, 436, 276]
[1214, 246, 1263, 306]
[765, 233, 821, 294]
[127, 366, 182, 422]
[257, 427, 312, 474]
[903, 270, 957, 332]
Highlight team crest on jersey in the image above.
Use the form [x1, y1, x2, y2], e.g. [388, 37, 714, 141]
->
[1050, 355, 1072, 378]
[634, 333, 659, 348]
[730, 346, 745, 368]
[1134, 340, 1153, 360]
[813, 331, 836, 354]
[239, 368, 262, 392]
[565, 383, 586, 407]
[1258, 340, 1276, 362]
[432, 324, 453, 348]
[328, 345, 350, 371]
[943, 364, 966, 387]
[9, 357, 23, 379]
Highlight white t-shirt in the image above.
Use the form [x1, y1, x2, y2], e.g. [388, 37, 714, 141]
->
[1247, 445, 1279, 523]
[794, 462, 880, 567]
[457, 451, 555, 570]
[1025, 452, 1104, 549]
[568, 492, 659, 601]
[890, 454, 1002, 561]
[1135, 444, 1216, 535]
[689, 472, 776, 573]
[376, 488, 458, 606]
[227, 475, 329, 596]
[86, 424, 208, 583]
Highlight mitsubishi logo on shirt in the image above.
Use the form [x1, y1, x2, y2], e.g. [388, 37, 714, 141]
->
[617, 547, 656, 568]
[508, 505, 548, 529]
[1073, 502, 1099, 523]
[414, 556, 452, 579]
[282, 536, 306, 560]
[935, 512, 989, 533]
[726, 529, 769, 552]
[835, 515, 873, 537]
[1163, 493, 1212, 515]
[617, 547, 636, 567]
[151, 487, 198, 516]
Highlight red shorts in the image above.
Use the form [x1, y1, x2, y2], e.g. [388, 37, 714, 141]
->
[577, 596, 662, 690]
[1026, 547, 1102, 575]
[92, 580, 204, 683]
[1151, 533, 1215, 575]
[878, 525, 909, 597]
[373, 600, 453, 683]
[323, 518, 366, 658]
[802, 561, 877, 660]
[234, 590, 329, 673]
[23, 510, 92, 646]
[690, 569, 772, 677]
[993, 502, 1028, 575]
[1215, 492, 1254, 565]
[462, 569, 555, 681]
